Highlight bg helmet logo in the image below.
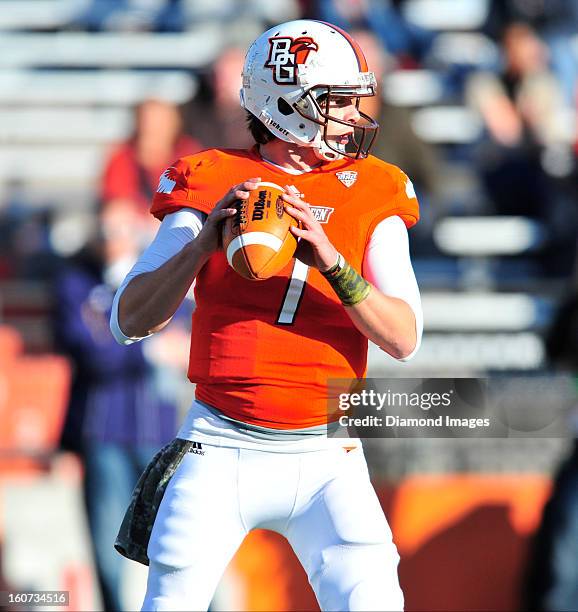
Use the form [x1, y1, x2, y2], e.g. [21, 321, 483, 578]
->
[265, 36, 319, 85]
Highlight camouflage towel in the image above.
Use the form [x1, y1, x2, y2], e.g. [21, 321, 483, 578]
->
[115, 438, 194, 566]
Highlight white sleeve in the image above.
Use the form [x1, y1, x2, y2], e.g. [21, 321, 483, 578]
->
[110, 208, 206, 346]
[362, 215, 423, 361]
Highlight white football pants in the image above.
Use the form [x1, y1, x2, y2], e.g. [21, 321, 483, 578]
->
[142, 442, 404, 612]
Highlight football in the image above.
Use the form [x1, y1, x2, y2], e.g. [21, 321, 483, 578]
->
[222, 181, 298, 280]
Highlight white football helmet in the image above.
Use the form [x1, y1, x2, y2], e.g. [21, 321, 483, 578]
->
[240, 20, 379, 161]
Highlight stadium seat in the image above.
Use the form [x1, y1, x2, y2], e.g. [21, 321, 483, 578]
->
[433, 217, 546, 257]
[0, 0, 88, 31]
[382, 70, 445, 107]
[431, 32, 499, 68]
[402, 0, 490, 31]
[0, 28, 223, 68]
[411, 106, 483, 143]
[0, 69, 197, 105]
[368, 332, 545, 372]
[421, 292, 549, 331]
[0, 108, 132, 144]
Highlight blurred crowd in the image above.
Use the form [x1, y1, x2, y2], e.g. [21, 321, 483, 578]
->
[1, 0, 577, 286]
[1, 0, 578, 610]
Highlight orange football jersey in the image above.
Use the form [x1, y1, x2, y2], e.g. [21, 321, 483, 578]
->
[151, 146, 419, 429]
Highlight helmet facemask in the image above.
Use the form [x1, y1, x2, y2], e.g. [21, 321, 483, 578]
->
[293, 86, 379, 161]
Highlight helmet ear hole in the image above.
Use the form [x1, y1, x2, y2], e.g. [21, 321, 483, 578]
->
[277, 98, 294, 116]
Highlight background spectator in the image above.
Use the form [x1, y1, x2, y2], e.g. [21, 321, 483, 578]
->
[52, 202, 179, 611]
[187, 46, 254, 150]
[466, 21, 576, 276]
[101, 98, 201, 216]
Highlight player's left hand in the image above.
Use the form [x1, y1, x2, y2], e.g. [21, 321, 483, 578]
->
[282, 186, 338, 272]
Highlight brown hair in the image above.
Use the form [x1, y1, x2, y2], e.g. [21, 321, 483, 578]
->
[246, 112, 276, 144]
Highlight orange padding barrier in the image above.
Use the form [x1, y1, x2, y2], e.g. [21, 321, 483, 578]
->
[224, 474, 551, 611]
[0, 325, 71, 474]
[0, 326, 23, 362]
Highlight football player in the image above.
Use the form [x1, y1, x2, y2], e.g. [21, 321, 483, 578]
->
[111, 19, 423, 612]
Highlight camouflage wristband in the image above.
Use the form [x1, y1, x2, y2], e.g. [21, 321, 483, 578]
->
[321, 254, 371, 306]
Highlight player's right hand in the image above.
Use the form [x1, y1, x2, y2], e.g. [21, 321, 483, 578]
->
[195, 178, 261, 255]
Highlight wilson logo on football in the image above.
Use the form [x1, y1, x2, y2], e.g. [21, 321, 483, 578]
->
[251, 190, 267, 221]
[265, 36, 319, 85]
[310, 206, 335, 224]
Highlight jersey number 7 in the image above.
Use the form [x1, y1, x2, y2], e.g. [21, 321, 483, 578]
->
[276, 260, 309, 325]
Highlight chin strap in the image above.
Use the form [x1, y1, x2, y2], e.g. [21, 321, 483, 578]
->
[313, 140, 344, 161]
